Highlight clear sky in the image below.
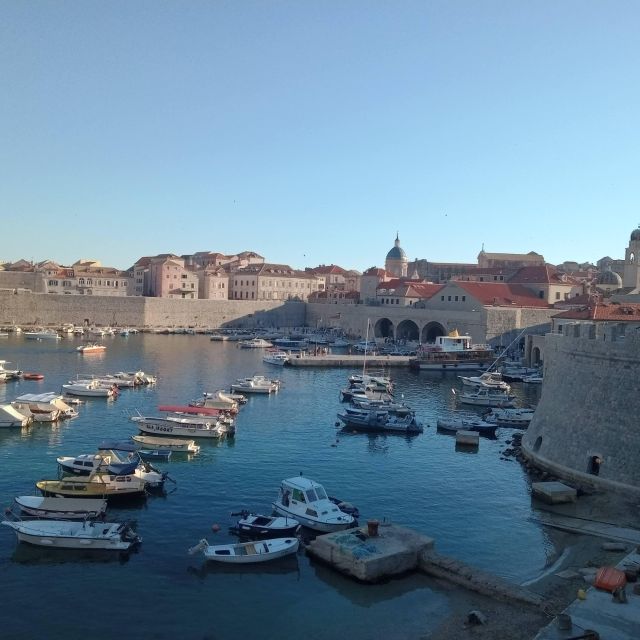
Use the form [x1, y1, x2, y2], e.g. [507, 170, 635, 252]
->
[1, 1, 639, 271]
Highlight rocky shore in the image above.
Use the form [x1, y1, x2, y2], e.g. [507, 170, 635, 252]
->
[425, 435, 640, 640]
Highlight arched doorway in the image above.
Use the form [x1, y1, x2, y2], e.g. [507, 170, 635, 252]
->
[396, 319, 419, 342]
[374, 318, 394, 340]
[421, 321, 446, 344]
[531, 347, 542, 365]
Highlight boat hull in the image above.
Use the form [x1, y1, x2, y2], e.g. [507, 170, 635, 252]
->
[203, 538, 299, 563]
[134, 418, 223, 439]
[271, 503, 354, 532]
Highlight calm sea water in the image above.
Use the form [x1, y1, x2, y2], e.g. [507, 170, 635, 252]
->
[0, 334, 547, 640]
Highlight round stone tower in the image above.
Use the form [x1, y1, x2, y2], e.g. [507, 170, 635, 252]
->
[385, 234, 408, 278]
[522, 328, 640, 495]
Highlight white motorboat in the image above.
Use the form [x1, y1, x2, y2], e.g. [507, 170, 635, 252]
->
[13, 496, 107, 520]
[231, 375, 280, 394]
[0, 360, 23, 380]
[131, 414, 227, 439]
[61, 380, 117, 398]
[337, 408, 423, 434]
[190, 390, 239, 412]
[238, 338, 273, 349]
[272, 476, 355, 532]
[76, 343, 107, 354]
[347, 373, 393, 393]
[522, 374, 543, 384]
[36, 474, 147, 500]
[454, 387, 517, 408]
[458, 371, 510, 391]
[0, 404, 32, 428]
[2, 519, 140, 550]
[189, 537, 299, 564]
[11, 401, 61, 423]
[23, 329, 61, 340]
[14, 393, 78, 418]
[262, 351, 290, 366]
[131, 435, 200, 453]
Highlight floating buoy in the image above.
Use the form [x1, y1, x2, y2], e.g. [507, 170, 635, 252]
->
[334, 422, 340, 427]
[211, 523, 220, 532]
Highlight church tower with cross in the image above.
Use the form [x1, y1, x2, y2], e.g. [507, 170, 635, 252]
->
[384, 233, 409, 278]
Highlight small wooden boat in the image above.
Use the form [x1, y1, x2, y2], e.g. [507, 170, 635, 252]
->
[131, 435, 200, 453]
[230, 511, 300, 538]
[76, 343, 107, 354]
[137, 449, 171, 462]
[22, 373, 44, 381]
[189, 537, 299, 563]
[36, 474, 147, 500]
[436, 416, 497, 436]
[13, 496, 107, 520]
[2, 519, 140, 550]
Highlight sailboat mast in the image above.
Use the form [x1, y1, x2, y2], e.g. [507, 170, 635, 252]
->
[362, 319, 370, 377]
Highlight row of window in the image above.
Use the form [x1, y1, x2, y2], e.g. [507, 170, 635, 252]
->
[441, 295, 467, 302]
[48, 279, 127, 287]
[233, 279, 315, 289]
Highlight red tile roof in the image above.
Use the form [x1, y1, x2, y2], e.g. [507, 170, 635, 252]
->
[553, 302, 640, 321]
[509, 265, 579, 285]
[307, 264, 348, 275]
[453, 281, 551, 308]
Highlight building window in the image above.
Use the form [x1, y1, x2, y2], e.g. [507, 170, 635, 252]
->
[462, 296, 466, 302]
[441, 296, 444, 301]
[448, 296, 451, 301]
[539, 291, 544, 299]
[455, 296, 458, 301]
[555, 292, 560, 300]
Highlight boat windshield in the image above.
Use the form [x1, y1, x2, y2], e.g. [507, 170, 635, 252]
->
[314, 486, 327, 500]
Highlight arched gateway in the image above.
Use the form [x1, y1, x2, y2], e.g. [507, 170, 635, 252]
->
[421, 321, 446, 344]
[396, 319, 419, 342]
[374, 318, 394, 339]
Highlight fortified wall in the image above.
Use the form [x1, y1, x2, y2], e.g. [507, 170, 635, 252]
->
[522, 326, 640, 495]
[0, 291, 306, 329]
[306, 303, 553, 346]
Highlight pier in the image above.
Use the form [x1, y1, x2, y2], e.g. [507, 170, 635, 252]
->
[287, 354, 411, 367]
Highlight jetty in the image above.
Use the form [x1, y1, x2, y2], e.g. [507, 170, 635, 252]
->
[287, 354, 411, 368]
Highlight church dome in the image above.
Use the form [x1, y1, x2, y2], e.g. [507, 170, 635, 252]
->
[596, 269, 622, 287]
[386, 234, 407, 260]
[631, 227, 640, 241]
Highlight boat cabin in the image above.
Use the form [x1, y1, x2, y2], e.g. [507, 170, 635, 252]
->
[279, 477, 337, 518]
[430, 334, 472, 352]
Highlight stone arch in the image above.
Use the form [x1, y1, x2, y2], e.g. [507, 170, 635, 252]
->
[396, 319, 419, 342]
[374, 318, 394, 339]
[421, 321, 446, 344]
[531, 347, 542, 365]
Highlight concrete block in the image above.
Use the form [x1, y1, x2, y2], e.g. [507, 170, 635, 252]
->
[306, 523, 434, 583]
[456, 430, 480, 446]
[531, 481, 577, 504]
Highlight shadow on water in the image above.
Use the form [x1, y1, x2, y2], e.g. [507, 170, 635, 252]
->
[306, 551, 435, 608]
[10, 543, 138, 565]
[186, 553, 301, 580]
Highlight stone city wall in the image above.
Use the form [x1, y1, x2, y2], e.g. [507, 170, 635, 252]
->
[0, 291, 306, 329]
[522, 328, 640, 494]
[0, 271, 46, 293]
[307, 303, 554, 345]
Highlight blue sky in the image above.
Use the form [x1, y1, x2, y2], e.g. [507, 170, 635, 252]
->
[1, 1, 639, 271]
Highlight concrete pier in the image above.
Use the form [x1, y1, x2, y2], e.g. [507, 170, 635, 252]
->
[306, 522, 434, 582]
[288, 354, 411, 367]
[456, 430, 480, 447]
[532, 481, 578, 504]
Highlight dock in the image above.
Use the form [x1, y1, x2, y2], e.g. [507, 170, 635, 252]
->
[287, 354, 411, 368]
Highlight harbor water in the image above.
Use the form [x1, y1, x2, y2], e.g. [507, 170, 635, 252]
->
[0, 334, 546, 639]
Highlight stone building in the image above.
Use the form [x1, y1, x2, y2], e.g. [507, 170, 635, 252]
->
[622, 226, 640, 290]
[477, 250, 545, 270]
[197, 267, 229, 300]
[375, 280, 444, 307]
[148, 255, 199, 299]
[229, 263, 321, 301]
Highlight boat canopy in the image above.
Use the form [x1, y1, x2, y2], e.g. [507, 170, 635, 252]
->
[98, 440, 139, 453]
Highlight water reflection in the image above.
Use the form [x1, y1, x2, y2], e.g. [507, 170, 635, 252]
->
[186, 553, 301, 580]
[11, 543, 137, 565]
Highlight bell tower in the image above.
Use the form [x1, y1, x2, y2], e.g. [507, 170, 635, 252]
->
[623, 225, 640, 289]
